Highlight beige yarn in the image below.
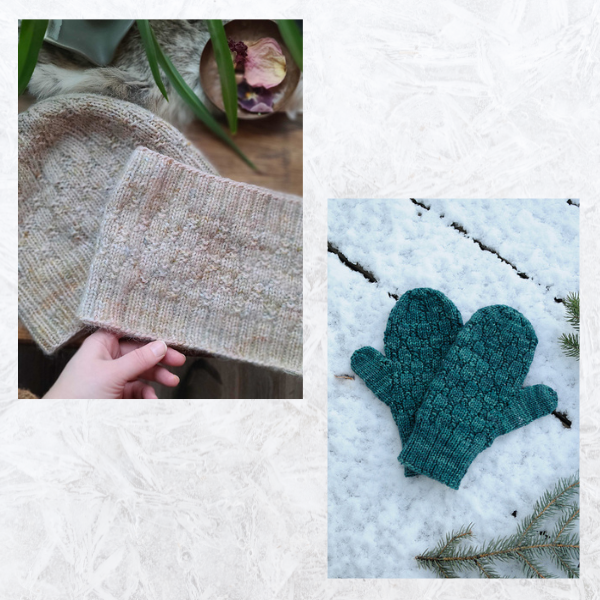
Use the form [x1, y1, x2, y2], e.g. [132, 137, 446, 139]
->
[19, 94, 216, 353]
[78, 147, 302, 374]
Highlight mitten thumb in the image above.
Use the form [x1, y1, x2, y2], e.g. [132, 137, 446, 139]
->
[498, 384, 558, 435]
[352, 346, 419, 477]
[351, 346, 395, 405]
[113, 340, 168, 383]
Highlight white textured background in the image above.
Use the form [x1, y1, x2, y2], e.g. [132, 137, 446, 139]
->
[2, 1, 600, 598]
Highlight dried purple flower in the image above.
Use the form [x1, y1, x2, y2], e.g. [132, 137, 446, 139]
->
[237, 82, 274, 113]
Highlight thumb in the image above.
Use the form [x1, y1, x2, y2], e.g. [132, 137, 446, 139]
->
[113, 340, 168, 383]
[351, 346, 395, 405]
[498, 384, 558, 435]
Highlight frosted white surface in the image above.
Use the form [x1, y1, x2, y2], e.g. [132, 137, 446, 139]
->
[328, 198, 579, 578]
[0, 400, 326, 599]
[2, 0, 600, 597]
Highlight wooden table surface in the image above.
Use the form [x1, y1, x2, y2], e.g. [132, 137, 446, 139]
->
[18, 96, 302, 344]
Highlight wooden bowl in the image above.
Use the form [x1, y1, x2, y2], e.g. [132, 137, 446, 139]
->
[200, 20, 301, 120]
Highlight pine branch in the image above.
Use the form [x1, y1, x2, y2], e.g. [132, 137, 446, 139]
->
[474, 559, 492, 578]
[559, 333, 579, 359]
[559, 292, 579, 360]
[517, 474, 579, 543]
[435, 524, 473, 557]
[416, 473, 579, 578]
[563, 292, 579, 331]
[551, 547, 579, 578]
[516, 550, 546, 578]
[552, 505, 579, 542]
[432, 561, 451, 579]
[416, 525, 472, 558]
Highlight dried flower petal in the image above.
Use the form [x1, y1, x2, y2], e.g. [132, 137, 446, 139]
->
[244, 37, 286, 89]
[227, 38, 248, 70]
[237, 82, 274, 113]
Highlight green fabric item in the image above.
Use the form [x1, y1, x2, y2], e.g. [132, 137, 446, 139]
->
[351, 289, 463, 477]
[398, 305, 558, 490]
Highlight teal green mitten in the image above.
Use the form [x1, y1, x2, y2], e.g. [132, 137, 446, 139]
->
[398, 305, 558, 490]
[351, 288, 463, 476]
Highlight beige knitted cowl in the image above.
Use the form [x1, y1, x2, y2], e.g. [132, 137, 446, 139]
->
[19, 94, 302, 375]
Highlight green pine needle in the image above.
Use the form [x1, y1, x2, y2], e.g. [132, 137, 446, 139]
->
[563, 292, 580, 331]
[416, 473, 579, 578]
[559, 292, 579, 360]
[559, 333, 579, 359]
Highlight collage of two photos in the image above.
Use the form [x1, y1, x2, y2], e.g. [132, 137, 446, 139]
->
[16, 18, 583, 584]
[18, 19, 303, 400]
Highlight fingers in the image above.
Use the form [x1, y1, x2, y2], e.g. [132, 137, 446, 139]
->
[81, 329, 122, 358]
[142, 385, 159, 399]
[116, 339, 185, 389]
[124, 381, 158, 399]
[163, 347, 187, 367]
[120, 340, 186, 367]
[113, 340, 168, 383]
[139, 365, 180, 387]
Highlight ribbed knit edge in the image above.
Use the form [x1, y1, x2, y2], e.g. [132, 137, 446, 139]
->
[18, 308, 84, 355]
[393, 417, 418, 477]
[79, 320, 302, 376]
[78, 147, 302, 375]
[398, 418, 488, 490]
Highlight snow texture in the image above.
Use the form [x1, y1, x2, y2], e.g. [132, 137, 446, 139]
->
[328, 198, 579, 578]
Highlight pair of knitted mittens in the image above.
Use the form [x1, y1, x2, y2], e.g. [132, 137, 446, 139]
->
[351, 289, 558, 489]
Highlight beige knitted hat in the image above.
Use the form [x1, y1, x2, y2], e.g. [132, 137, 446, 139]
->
[79, 147, 302, 374]
[19, 94, 216, 353]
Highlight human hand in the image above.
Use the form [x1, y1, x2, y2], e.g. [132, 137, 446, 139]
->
[43, 329, 186, 399]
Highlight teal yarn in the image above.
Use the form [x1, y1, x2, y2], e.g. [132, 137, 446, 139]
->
[398, 305, 558, 490]
[351, 289, 463, 477]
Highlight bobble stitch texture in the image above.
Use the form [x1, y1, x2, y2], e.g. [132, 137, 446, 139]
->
[399, 305, 558, 489]
[351, 289, 463, 476]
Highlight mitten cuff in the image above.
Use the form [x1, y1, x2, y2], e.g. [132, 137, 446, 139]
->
[398, 418, 487, 490]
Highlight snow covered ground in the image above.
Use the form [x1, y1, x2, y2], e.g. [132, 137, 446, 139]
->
[327, 199, 579, 578]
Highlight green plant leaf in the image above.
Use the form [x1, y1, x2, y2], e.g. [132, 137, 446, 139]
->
[206, 19, 238, 134]
[151, 29, 255, 170]
[276, 20, 302, 71]
[136, 20, 169, 101]
[18, 20, 49, 96]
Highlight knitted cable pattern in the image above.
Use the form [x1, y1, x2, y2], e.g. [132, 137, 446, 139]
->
[351, 289, 463, 476]
[19, 94, 216, 354]
[398, 305, 558, 490]
[78, 147, 302, 375]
